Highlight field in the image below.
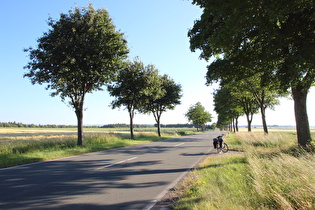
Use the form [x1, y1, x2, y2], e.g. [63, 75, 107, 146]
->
[171, 130, 315, 209]
[237, 126, 315, 132]
[0, 127, 197, 137]
[0, 127, 197, 168]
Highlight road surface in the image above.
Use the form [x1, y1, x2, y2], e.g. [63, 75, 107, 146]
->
[0, 131, 221, 209]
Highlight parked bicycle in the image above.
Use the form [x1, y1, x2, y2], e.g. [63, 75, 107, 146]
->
[213, 134, 229, 153]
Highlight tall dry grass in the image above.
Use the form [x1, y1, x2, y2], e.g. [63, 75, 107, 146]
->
[235, 132, 297, 154]
[172, 131, 315, 209]
[248, 153, 315, 209]
[236, 132, 315, 209]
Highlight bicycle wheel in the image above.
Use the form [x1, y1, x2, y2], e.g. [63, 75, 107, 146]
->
[222, 142, 229, 153]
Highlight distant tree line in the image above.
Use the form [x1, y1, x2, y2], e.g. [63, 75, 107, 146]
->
[158, 123, 215, 130]
[155, 123, 195, 128]
[101, 124, 153, 128]
[95, 123, 213, 130]
[0, 122, 152, 129]
[0, 122, 215, 129]
[0, 122, 77, 128]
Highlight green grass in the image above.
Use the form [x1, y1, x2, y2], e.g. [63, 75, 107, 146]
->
[0, 129, 194, 168]
[172, 131, 315, 209]
[223, 132, 243, 151]
[173, 154, 252, 210]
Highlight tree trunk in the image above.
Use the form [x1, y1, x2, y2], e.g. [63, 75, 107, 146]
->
[260, 106, 268, 134]
[232, 118, 236, 133]
[292, 86, 311, 148]
[129, 110, 135, 139]
[153, 111, 162, 137]
[246, 113, 252, 132]
[235, 116, 239, 132]
[156, 115, 162, 137]
[157, 123, 161, 137]
[75, 108, 84, 146]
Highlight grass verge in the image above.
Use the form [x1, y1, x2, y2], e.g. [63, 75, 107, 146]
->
[171, 131, 315, 209]
[173, 154, 252, 209]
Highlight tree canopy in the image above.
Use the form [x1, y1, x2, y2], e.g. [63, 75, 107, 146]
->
[213, 85, 243, 131]
[141, 74, 182, 136]
[24, 4, 129, 145]
[185, 102, 211, 131]
[107, 58, 164, 139]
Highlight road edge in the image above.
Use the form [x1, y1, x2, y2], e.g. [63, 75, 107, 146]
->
[143, 147, 213, 210]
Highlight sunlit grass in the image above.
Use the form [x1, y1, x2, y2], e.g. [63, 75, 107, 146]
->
[173, 154, 252, 210]
[248, 152, 315, 209]
[236, 132, 297, 154]
[172, 131, 315, 209]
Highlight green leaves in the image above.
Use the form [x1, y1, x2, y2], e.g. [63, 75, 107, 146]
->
[24, 4, 129, 109]
[185, 102, 211, 130]
[143, 74, 182, 113]
[107, 58, 182, 137]
[190, 0, 315, 88]
[107, 58, 162, 111]
[108, 58, 182, 114]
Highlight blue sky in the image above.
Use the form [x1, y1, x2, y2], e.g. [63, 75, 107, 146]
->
[0, 0, 314, 126]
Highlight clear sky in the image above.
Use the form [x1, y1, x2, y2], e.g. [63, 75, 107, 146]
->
[0, 0, 314, 126]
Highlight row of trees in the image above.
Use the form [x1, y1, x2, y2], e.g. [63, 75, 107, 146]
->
[188, 0, 314, 148]
[107, 58, 182, 138]
[213, 74, 288, 134]
[24, 4, 182, 144]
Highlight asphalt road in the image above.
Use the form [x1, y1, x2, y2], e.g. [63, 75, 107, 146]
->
[0, 131, 221, 210]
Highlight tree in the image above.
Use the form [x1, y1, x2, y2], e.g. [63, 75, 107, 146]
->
[210, 123, 217, 130]
[142, 74, 182, 137]
[207, 59, 287, 133]
[243, 74, 288, 134]
[24, 5, 129, 145]
[185, 102, 211, 131]
[229, 76, 284, 134]
[107, 58, 163, 139]
[189, 0, 315, 148]
[237, 92, 259, 132]
[213, 86, 243, 132]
